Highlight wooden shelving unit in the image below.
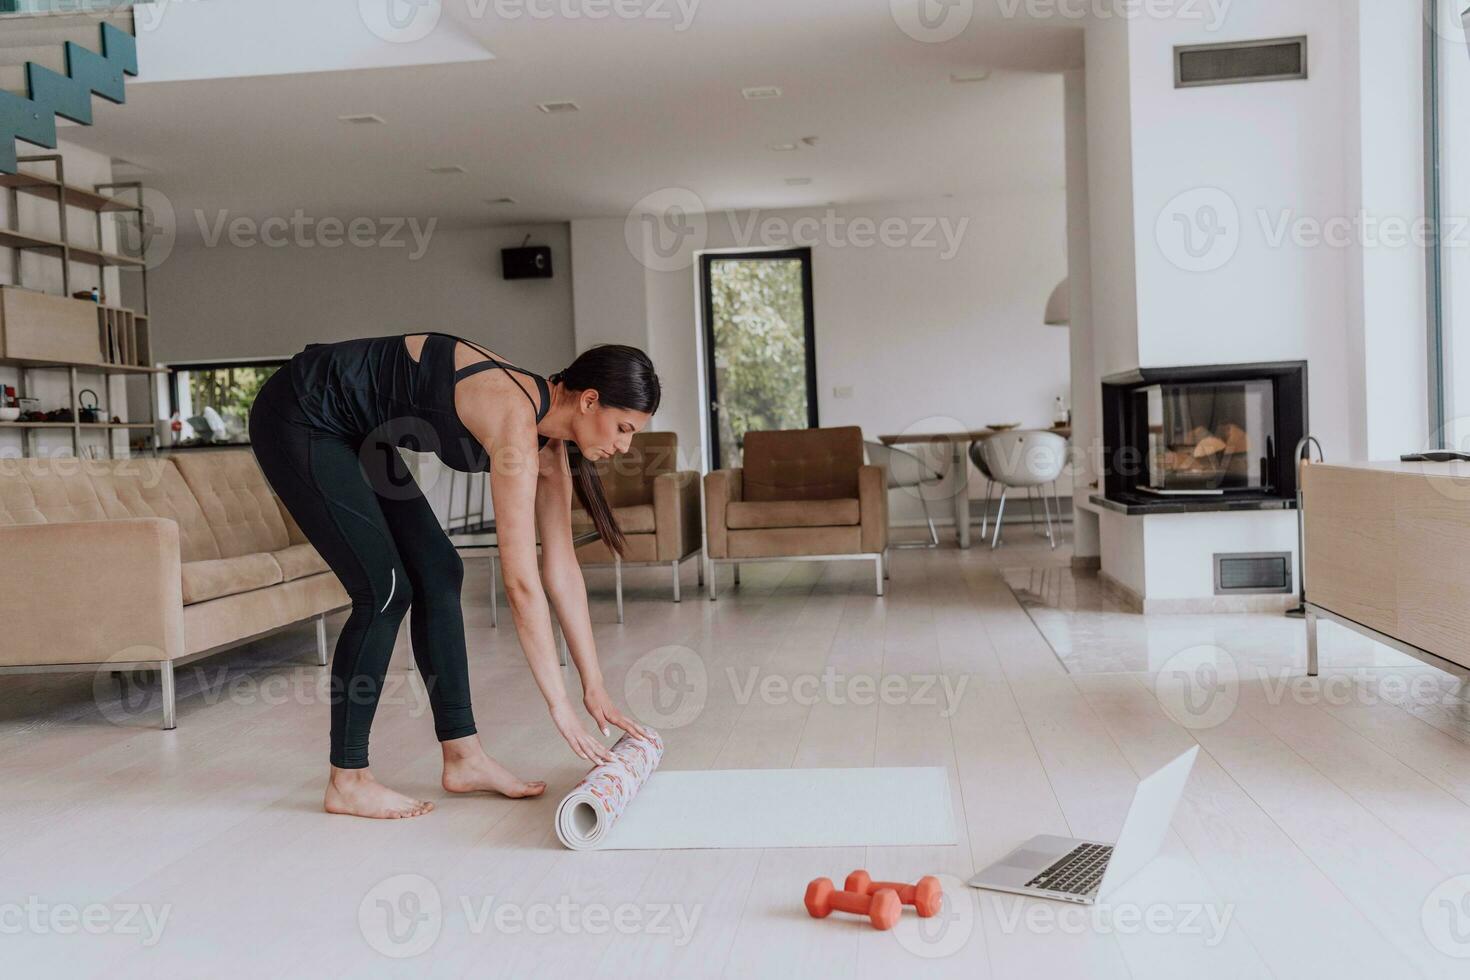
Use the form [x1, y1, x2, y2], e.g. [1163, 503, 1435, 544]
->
[0, 153, 158, 459]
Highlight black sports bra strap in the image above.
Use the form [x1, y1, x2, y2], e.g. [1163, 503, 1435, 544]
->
[446, 336, 548, 419]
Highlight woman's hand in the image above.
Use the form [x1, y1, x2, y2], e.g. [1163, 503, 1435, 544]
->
[583, 684, 651, 742]
[550, 700, 617, 764]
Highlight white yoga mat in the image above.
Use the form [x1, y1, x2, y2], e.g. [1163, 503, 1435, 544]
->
[558, 760, 957, 851]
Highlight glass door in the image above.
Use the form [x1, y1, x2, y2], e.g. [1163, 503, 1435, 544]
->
[700, 248, 817, 470]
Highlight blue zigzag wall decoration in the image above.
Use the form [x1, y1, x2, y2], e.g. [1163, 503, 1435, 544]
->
[0, 22, 138, 175]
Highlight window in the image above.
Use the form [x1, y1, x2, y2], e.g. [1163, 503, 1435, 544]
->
[1428, 1, 1470, 447]
[166, 360, 285, 446]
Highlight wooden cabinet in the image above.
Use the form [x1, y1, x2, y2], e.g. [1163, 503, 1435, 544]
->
[0, 287, 102, 364]
[1303, 460, 1470, 673]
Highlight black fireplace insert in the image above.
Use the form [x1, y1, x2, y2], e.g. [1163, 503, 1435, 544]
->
[1096, 361, 1307, 515]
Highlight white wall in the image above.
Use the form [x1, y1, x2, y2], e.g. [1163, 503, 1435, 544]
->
[149, 223, 575, 371]
[569, 218, 652, 352]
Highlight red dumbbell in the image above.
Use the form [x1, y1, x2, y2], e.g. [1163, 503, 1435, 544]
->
[804, 877, 902, 930]
[844, 870, 943, 918]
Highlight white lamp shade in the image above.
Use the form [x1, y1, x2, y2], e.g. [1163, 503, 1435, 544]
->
[1044, 278, 1069, 326]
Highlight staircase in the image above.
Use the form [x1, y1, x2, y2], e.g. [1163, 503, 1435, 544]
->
[0, 4, 139, 175]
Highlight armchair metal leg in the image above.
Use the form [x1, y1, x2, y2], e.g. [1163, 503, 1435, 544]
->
[160, 660, 176, 730]
[315, 615, 329, 667]
[697, 558, 704, 587]
[489, 553, 498, 628]
[615, 556, 624, 624]
[874, 555, 885, 596]
[733, 564, 740, 586]
[883, 547, 890, 579]
[1306, 609, 1319, 677]
[708, 558, 718, 601]
[672, 560, 681, 603]
[991, 489, 1008, 549]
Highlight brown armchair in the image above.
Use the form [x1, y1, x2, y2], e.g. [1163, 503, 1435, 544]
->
[703, 425, 888, 599]
[572, 431, 703, 605]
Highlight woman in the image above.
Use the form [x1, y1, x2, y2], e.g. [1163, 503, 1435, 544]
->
[248, 332, 656, 819]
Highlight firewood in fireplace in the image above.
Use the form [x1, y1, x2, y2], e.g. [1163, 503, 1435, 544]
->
[1220, 423, 1249, 455]
[1193, 435, 1227, 458]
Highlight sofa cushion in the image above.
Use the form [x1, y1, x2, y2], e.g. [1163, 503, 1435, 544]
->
[742, 426, 864, 502]
[571, 504, 657, 535]
[171, 450, 290, 558]
[181, 553, 284, 605]
[89, 458, 223, 562]
[272, 543, 329, 582]
[184, 570, 347, 657]
[727, 498, 860, 530]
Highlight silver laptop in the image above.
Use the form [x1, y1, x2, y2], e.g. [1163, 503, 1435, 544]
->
[967, 747, 1198, 905]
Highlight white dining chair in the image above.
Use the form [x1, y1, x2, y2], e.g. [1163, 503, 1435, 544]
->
[975, 430, 1068, 549]
[865, 440, 943, 549]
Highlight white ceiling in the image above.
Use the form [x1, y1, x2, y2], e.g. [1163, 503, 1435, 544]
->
[61, 0, 1081, 242]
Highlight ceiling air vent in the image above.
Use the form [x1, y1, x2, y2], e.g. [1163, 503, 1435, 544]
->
[537, 101, 580, 114]
[1175, 36, 1307, 88]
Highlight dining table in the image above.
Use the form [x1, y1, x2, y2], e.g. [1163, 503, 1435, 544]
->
[876, 426, 1071, 548]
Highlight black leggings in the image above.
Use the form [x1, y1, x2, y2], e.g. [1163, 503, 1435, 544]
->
[248, 370, 476, 768]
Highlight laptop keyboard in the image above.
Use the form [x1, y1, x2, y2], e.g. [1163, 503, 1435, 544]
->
[1025, 842, 1113, 896]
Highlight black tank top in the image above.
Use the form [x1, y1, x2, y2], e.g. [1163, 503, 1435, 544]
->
[286, 331, 550, 473]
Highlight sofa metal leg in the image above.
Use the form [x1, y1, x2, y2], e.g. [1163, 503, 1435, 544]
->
[315, 615, 329, 667]
[615, 556, 625, 624]
[708, 559, 718, 601]
[874, 555, 885, 596]
[733, 564, 740, 587]
[697, 557, 704, 587]
[490, 553, 499, 629]
[160, 660, 177, 730]
[883, 547, 890, 579]
[672, 561, 681, 602]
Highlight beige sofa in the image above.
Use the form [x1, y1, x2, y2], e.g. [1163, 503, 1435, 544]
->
[703, 425, 888, 598]
[0, 449, 348, 728]
[571, 431, 703, 607]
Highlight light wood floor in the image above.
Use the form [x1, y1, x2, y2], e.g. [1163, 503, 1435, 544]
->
[4, 529, 1470, 978]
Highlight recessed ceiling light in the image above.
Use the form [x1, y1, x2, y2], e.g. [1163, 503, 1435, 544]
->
[785, 177, 812, 186]
[338, 113, 386, 125]
[428, 165, 467, 175]
[768, 142, 798, 152]
[537, 100, 580, 113]
[800, 136, 819, 147]
[742, 86, 783, 100]
[949, 70, 992, 84]
[487, 197, 517, 205]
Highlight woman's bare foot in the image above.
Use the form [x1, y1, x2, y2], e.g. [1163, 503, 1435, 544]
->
[324, 768, 435, 819]
[441, 736, 547, 798]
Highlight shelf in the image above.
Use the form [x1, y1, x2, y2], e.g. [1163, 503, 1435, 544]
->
[0, 355, 163, 374]
[0, 172, 138, 213]
[0, 227, 66, 252]
[67, 244, 146, 269]
[0, 421, 157, 429]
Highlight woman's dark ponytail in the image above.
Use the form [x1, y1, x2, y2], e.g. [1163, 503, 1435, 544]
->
[556, 345, 660, 558]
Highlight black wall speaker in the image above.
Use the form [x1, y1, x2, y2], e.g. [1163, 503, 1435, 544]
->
[501, 246, 553, 280]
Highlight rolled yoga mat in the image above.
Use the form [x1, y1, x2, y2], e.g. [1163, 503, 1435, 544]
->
[555, 729, 665, 851]
[556, 733, 956, 851]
